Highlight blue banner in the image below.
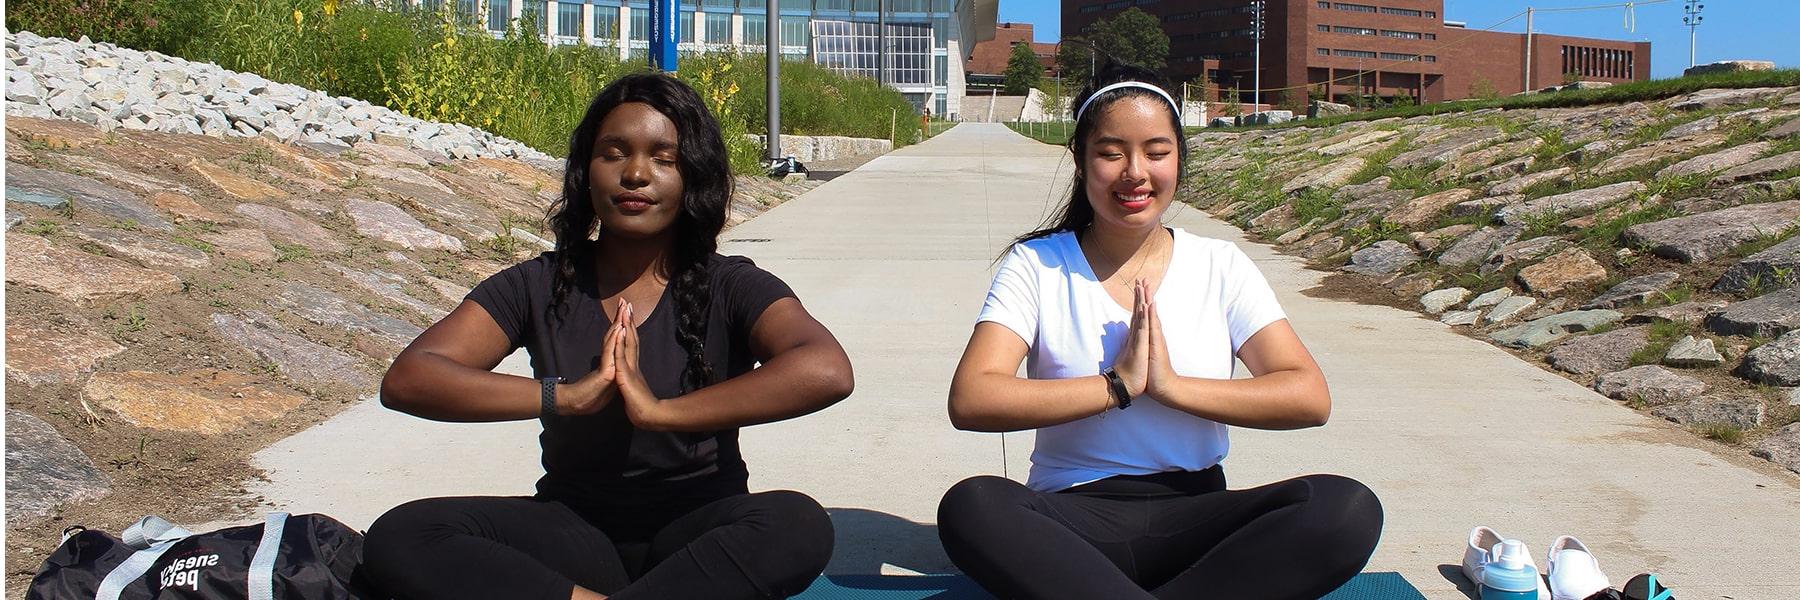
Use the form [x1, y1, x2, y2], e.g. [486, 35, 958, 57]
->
[648, 0, 678, 72]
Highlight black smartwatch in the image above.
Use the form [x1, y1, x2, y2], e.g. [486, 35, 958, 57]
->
[1101, 368, 1132, 410]
[540, 376, 562, 418]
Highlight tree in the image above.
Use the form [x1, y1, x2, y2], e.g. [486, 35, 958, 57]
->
[1003, 42, 1041, 95]
[1055, 8, 1170, 85]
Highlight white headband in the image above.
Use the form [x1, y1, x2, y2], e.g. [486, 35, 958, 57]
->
[1074, 81, 1181, 123]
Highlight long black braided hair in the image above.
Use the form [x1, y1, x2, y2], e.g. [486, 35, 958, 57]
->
[546, 73, 732, 393]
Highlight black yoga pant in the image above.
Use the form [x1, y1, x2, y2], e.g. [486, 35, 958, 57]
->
[937, 468, 1383, 600]
[361, 490, 833, 600]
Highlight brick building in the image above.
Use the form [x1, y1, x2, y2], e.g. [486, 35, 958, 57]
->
[1063, 0, 1649, 104]
[964, 22, 1058, 86]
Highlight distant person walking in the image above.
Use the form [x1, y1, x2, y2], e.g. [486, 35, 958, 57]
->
[360, 73, 853, 600]
[936, 62, 1383, 599]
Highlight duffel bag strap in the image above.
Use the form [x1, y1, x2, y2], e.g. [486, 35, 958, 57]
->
[247, 512, 289, 600]
[120, 516, 192, 550]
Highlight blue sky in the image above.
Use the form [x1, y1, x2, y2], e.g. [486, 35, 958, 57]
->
[995, 1, 1795, 79]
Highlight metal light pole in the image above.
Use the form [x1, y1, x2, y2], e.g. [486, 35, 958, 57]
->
[1684, 0, 1704, 68]
[766, 0, 779, 164]
[1251, 0, 1263, 115]
[1523, 7, 1535, 92]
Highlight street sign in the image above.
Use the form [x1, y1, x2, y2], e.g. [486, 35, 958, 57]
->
[649, 0, 678, 72]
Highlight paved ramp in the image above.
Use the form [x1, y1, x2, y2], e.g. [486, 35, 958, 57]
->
[248, 124, 1800, 598]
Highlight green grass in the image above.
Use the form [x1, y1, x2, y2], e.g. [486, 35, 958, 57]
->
[1192, 69, 1800, 132]
[1579, 203, 1680, 249]
[1346, 138, 1412, 185]
[1696, 423, 1745, 444]
[1628, 320, 1691, 366]
[1005, 121, 1073, 146]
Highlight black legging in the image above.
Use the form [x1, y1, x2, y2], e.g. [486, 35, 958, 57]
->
[937, 468, 1383, 600]
[361, 490, 833, 600]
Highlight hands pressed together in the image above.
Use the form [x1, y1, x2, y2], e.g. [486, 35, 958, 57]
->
[552, 301, 661, 426]
[1108, 279, 1179, 406]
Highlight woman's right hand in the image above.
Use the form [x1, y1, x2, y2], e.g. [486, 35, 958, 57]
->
[1109, 279, 1152, 398]
[554, 304, 628, 416]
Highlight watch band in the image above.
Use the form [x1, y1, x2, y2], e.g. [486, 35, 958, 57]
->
[1101, 368, 1132, 410]
[540, 376, 562, 418]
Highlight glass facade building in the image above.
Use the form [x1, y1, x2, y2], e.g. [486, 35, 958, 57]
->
[447, 0, 974, 117]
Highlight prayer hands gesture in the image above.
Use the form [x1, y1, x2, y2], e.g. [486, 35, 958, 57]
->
[1110, 279, 1177, 404]
[549, 301, 656, 421]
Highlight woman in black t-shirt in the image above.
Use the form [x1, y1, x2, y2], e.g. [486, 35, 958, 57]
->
[361, 74, 854, 600]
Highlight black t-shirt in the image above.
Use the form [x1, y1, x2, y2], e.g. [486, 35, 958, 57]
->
[467, 251, 794, 517]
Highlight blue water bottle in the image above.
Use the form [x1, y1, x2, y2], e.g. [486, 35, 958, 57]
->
[1480, 539, 1541, 600]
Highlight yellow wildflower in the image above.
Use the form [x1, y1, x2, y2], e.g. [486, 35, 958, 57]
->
[292, 10, 304, 28]
[323, 0, 338, 17]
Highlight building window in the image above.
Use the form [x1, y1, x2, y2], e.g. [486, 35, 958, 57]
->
[1427, 11, 1437, 18]
[1333, 49, 1378, 58]
[1423, 55, 1437, 62]
[744, 14, 766, 45]
[630, 9, 647, 41]
[457, 0, 478, 24]
[1381, 30, 1421, 39]
[1379, 7, 1423, 17]
[1105, 0, 1131, 9]
[593, 9, 619, 44]
[1317, 47, 1330, 55]
[557, 2, 581, 37]
[680, 10, 695, 42]
[1079, 5, 1103, 13]
[1317, 24, 1329, 32]
[1317, 1, 1330, 7]
[1332, 26, 1377, 36]
[701, 0, 733, 7]
[780, 15, 809, 48]
[488, 0, 511, 31]
[1168, 12, 1198, 23]
[1334, 3, 1377, 13]
[1379, 52, 1420, 61]
[704, 12, 731, 44]
[1425, 33, 1437, 40]
[934, 54, 948, 86]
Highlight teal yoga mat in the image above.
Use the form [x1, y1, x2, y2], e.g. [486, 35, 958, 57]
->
[793, 572, 1426, 599]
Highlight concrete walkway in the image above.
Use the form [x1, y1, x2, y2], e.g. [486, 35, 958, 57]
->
[247, 123, 1800, 599]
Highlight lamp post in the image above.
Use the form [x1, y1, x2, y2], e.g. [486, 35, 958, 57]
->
[1684, 1, 1704, 68]
[765, 0, 779, 164]
[1251, 0, 1264, 116]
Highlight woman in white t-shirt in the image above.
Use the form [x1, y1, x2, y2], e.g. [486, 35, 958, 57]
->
[937, 63, 1384, 599]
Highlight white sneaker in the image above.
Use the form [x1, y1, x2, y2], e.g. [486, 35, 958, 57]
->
[1462, 526, 1551, 599]
[1547, 535, 1611, 600]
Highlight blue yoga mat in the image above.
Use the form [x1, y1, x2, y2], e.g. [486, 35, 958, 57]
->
[793, 572, 1426, 599]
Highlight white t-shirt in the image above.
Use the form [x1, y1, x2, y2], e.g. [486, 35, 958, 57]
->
[977, 228, 1288, 492]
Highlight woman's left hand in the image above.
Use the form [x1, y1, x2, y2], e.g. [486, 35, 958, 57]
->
[1143, 294, 1179, 403]
[613, 301, 667, 430]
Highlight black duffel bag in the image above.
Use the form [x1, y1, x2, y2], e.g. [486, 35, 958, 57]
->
[28, 512, 376, 600]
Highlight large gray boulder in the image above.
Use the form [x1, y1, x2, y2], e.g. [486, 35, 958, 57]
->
[1343, 240, 1419, 276]
[1547, 327, 1650, 375]
[1439, 226, 1524, 267]
[1652, 396, 1765, 430]
[1753, 423, 1800, 474]
[1585, 272, 1682, 309]
[6, 410, 110, 524]
[1739, 330, 1800, 386]
[1715, 236, 1800, 295]
[1495, 181, 1645, 226]
[1621, 200, 1800, 263]
[1489, 309, 1623, 348]
[1593, 365, 1708, 406]
[1707, 287, 1800, 338]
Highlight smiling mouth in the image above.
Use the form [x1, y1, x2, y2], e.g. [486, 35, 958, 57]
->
[1113, 191, 1152, 203]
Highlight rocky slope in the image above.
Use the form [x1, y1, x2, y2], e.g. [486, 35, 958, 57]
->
[1180, 85, 1800, 475]
[3, 33, 822, 582]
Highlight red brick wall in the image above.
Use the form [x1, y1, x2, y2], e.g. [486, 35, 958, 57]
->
[966, 22, 1053, 77]
[1063, 0, 1649, 105]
